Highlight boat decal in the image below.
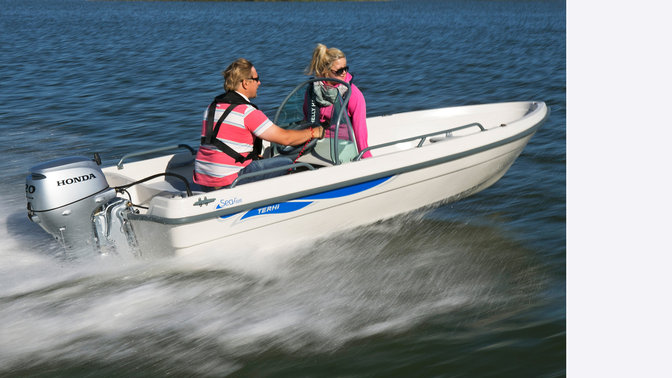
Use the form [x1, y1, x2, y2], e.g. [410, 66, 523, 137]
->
[241, 201, 312, 220]
[217, 197, 243, 209]
[298, 176, 392, 200]
[216, 197, 244, 220]
[193, 196, 216, 207]
[237, 176, 392, 221]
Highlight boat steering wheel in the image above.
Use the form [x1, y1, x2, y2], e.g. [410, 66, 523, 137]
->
[273, 120, 322, 156]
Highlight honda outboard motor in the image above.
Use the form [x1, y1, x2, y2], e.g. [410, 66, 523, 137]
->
[26, 156, 117, 250]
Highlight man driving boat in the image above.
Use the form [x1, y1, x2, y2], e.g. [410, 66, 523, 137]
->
[193, 58, 324, 191]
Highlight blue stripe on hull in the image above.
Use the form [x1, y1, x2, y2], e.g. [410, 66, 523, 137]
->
[224, 176, 393, 221]
[241, 201, 312, 220]
[298, 176, 392, 200]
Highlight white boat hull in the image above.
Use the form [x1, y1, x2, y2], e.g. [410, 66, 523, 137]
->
[143, 137, 529, 256]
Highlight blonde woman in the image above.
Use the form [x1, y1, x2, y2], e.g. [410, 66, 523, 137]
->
[305, 44, 371, 158]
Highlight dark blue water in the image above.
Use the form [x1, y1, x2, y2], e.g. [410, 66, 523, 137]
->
[0, 0, 565, 376]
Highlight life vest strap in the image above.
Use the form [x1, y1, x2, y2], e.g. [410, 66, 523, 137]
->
[202, 92, 262, 163]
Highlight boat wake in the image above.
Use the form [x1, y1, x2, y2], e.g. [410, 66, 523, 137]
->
[0, 198, 546, 376]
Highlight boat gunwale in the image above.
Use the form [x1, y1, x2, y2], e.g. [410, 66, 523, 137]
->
[127, 101, 549, 225]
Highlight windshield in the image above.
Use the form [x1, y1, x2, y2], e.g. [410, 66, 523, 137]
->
[273, 78, 358, 164]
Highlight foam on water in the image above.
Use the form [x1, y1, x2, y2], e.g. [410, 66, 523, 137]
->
[1, 197, 545, 374]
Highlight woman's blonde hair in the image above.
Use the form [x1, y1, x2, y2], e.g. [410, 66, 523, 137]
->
[305, 43, 346, 77]
[222, 58, 254, 91]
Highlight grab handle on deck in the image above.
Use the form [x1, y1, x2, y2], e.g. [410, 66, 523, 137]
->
[116, 144, 196, 170]
[355, 122, 485, 161]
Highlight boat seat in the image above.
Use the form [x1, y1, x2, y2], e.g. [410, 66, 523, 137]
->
[139, 178, 203, 198]
[132, 174, 203, 204]
[134, 156, 203, 201]
[296, 150, 333, 167]
[294, 138, 360, 166]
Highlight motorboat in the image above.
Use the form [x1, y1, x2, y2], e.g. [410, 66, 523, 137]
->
[25, 78, 549, 258]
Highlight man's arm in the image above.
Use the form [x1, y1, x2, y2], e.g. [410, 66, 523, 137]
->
[260, 124, 324, 146]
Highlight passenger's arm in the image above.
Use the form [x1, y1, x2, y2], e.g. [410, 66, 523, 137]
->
[349, 85, 372, 158]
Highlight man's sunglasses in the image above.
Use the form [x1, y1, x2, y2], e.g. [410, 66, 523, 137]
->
[246, 76, 260, 82]
[330, 66, 349, 76]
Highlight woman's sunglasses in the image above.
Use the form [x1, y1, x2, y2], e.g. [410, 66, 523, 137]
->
[330, 66, 349, 76]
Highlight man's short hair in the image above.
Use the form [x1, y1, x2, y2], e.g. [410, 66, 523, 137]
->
[222, 58, 254, 91]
